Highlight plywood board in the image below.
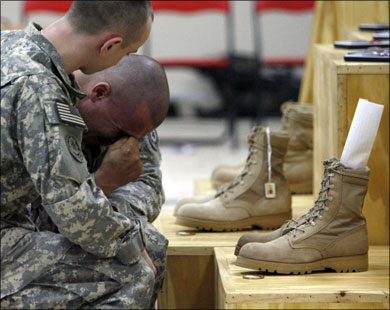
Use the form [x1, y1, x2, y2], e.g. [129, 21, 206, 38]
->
[158, 255, 214, 309]
[215, 246, 389, 309]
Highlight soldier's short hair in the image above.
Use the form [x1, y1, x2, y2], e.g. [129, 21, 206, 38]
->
[66, 1, 153, 47]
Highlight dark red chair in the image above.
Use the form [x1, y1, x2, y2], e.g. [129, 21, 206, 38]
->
[21, 1, 72, 23]
[145, 1, 239, 145]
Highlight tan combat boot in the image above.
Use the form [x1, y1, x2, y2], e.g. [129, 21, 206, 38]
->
[281, 102, 313, 194]
[175, 126, 291, 231]
[235, 158, 370, 274]
[209, 102, 313, 193]
[235, 158, 338, 255]
[174, 182, 231, 216]
[175, 126, 264, 216]
[210, 163, 245, 189]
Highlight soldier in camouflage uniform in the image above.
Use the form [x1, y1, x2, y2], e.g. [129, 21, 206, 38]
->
[35, 54, 170, 308]
[1, 2, 160, 309]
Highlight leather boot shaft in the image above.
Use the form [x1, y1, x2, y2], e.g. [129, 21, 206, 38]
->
[221, 127, 290, 217]
[281, 102, 313, 193]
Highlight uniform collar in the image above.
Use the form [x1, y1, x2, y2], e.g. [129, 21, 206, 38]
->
[25, 22, 86, 103]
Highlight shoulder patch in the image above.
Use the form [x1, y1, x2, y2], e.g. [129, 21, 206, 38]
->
[66, 135, 84, 163]
[56, 102, 86, 128]
[148, 131, 159, 151]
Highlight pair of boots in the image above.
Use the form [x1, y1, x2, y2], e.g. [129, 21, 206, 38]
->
[175, 125, 370, 274]
[235, 157, 370, 274]
[211, 102, 313, 194]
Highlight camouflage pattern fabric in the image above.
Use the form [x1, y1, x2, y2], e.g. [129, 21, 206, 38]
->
[83, 132, 168, 308]
[1, 244, 155, 309]
[1, 23, 153, 309]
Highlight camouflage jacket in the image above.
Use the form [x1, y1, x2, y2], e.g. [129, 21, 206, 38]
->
[0, 23, 145, 298]
[84, 131, 165, 224]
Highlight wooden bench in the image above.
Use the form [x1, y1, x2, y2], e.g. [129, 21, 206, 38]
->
[215, 246, 389, 309]
[155, 179, 314, 309]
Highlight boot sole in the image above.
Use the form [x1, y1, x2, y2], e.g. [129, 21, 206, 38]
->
[235, 254, 368, 274]
[175, 212, 291, 232]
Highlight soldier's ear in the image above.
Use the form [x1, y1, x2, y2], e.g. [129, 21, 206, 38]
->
[90, 82, 111, 102]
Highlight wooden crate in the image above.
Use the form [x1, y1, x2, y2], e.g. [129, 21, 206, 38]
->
[313, 44, 389, 245]
[155, 193, 314, 309]
[347, 30, 374, 41]
[299, 0, 389, 104]
[215, 246, 389, 309]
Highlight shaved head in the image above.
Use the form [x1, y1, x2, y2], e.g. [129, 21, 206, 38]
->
[75, 54, 169, 145]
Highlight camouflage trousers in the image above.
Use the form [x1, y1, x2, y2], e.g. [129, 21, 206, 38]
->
[143, 221, 168, 308]
[1, 223, 167, 309]
[1, 244, 155, 309]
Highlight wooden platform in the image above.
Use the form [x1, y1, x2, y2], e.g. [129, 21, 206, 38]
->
[313, 44, 389, 245]
[155, 193, 314, 309]
[215, 246, 389, 309]
[347, 30, 375, 41]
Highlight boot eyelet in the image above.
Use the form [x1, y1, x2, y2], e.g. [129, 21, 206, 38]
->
[311, 221, 316, 226]
[318, 215, 323, 220]
[328, 196, 333, 201]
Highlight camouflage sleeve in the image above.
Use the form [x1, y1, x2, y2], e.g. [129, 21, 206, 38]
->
[108, 131, 165, 223]
[16, 76, 144, 265]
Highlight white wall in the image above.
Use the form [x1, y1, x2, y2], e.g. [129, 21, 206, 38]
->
[1, 1, 313, 113]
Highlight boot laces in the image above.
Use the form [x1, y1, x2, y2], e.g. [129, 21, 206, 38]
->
[290, 159, 341, 237]
[217, 127, 263, 196]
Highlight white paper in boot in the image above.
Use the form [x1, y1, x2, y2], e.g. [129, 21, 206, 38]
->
[340, 99, 384, 169]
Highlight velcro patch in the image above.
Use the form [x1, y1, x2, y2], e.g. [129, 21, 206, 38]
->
[56, 102, 86, 128]
[65, 135, 84, 163]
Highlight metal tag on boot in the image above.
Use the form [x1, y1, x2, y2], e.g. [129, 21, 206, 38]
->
[265, 183, 276, 198]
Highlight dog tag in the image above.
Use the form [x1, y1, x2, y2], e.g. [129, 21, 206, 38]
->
[243, 274, 264, 279]
[265, 182, 276, 198]
[177, 231, 196, 236]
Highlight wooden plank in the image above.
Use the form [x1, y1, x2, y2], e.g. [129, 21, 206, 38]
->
[313, 44, 340, 196]
[215, 246, 389, 309]
[158, 255, 215, 309]
[347, 31, 376, 41]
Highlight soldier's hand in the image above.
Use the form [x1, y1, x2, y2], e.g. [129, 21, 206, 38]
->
[95, 137, 143, 195]
[142, 249, 157, 275]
